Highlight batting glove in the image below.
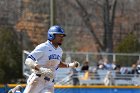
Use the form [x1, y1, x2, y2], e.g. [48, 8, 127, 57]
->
[68, 61, 80, 68]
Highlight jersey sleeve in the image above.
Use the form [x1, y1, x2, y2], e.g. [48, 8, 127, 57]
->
[27, 45, 45, 61]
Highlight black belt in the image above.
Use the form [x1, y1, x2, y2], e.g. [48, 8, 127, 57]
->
[36, 74, 54, 82]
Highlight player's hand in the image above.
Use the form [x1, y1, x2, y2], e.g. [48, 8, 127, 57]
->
[68, 61, 80, 68]
[39, 67, 53, 78]
[73, 61, 80, 67]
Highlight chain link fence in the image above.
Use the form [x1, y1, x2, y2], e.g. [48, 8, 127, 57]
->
[22, 50, 140, 82]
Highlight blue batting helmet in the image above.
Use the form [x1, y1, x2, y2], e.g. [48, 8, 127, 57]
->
[48, 25, 66, 40]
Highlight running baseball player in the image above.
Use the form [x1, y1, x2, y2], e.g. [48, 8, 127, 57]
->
[23, 25, 80, 93]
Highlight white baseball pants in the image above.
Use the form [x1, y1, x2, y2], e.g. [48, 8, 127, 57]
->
[23, 73, 54, 93]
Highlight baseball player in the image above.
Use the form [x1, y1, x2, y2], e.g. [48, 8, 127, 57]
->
[23, 25, 80, 93]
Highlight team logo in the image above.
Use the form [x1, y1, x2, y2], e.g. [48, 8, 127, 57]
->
[49, 54, 61, 60]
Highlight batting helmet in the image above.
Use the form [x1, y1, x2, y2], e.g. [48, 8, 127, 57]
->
[48, 25, 66, 40]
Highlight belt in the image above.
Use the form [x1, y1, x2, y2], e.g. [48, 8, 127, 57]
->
[36, 74, 54, 82]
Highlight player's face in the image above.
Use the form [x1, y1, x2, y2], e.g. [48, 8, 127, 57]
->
[54, 34, 65, 46]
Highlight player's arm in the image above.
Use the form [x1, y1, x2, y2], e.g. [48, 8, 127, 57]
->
[25, 57, 53, 78]
[25, 57, 40, 70]
[59, 62, 68, 68]
[25, 46, 50, 71]
[59, 61, 80, 68]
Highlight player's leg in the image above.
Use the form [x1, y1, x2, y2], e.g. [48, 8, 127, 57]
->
[23, 83, 43, 93]
[8, 89, 13, 93]
[23, 73, 43, 93]
[40, 81, 54, 93]
[40, 87, 54, 93]
[8, 85, 22, 93]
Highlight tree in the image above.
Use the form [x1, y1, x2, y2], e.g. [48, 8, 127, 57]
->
[0, 26, 22, 83]
[115, 32, 140, 66]
[115, 32, 140, 53]
[62, 0, 117, 61]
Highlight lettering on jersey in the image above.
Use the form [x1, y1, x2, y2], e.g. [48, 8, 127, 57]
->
[49, 54, 61, 60]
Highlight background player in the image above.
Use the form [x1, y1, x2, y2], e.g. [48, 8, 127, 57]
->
[23, 25, 80, 93]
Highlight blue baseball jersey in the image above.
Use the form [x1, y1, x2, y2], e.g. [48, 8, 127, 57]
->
[28, 40, 63, 76]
